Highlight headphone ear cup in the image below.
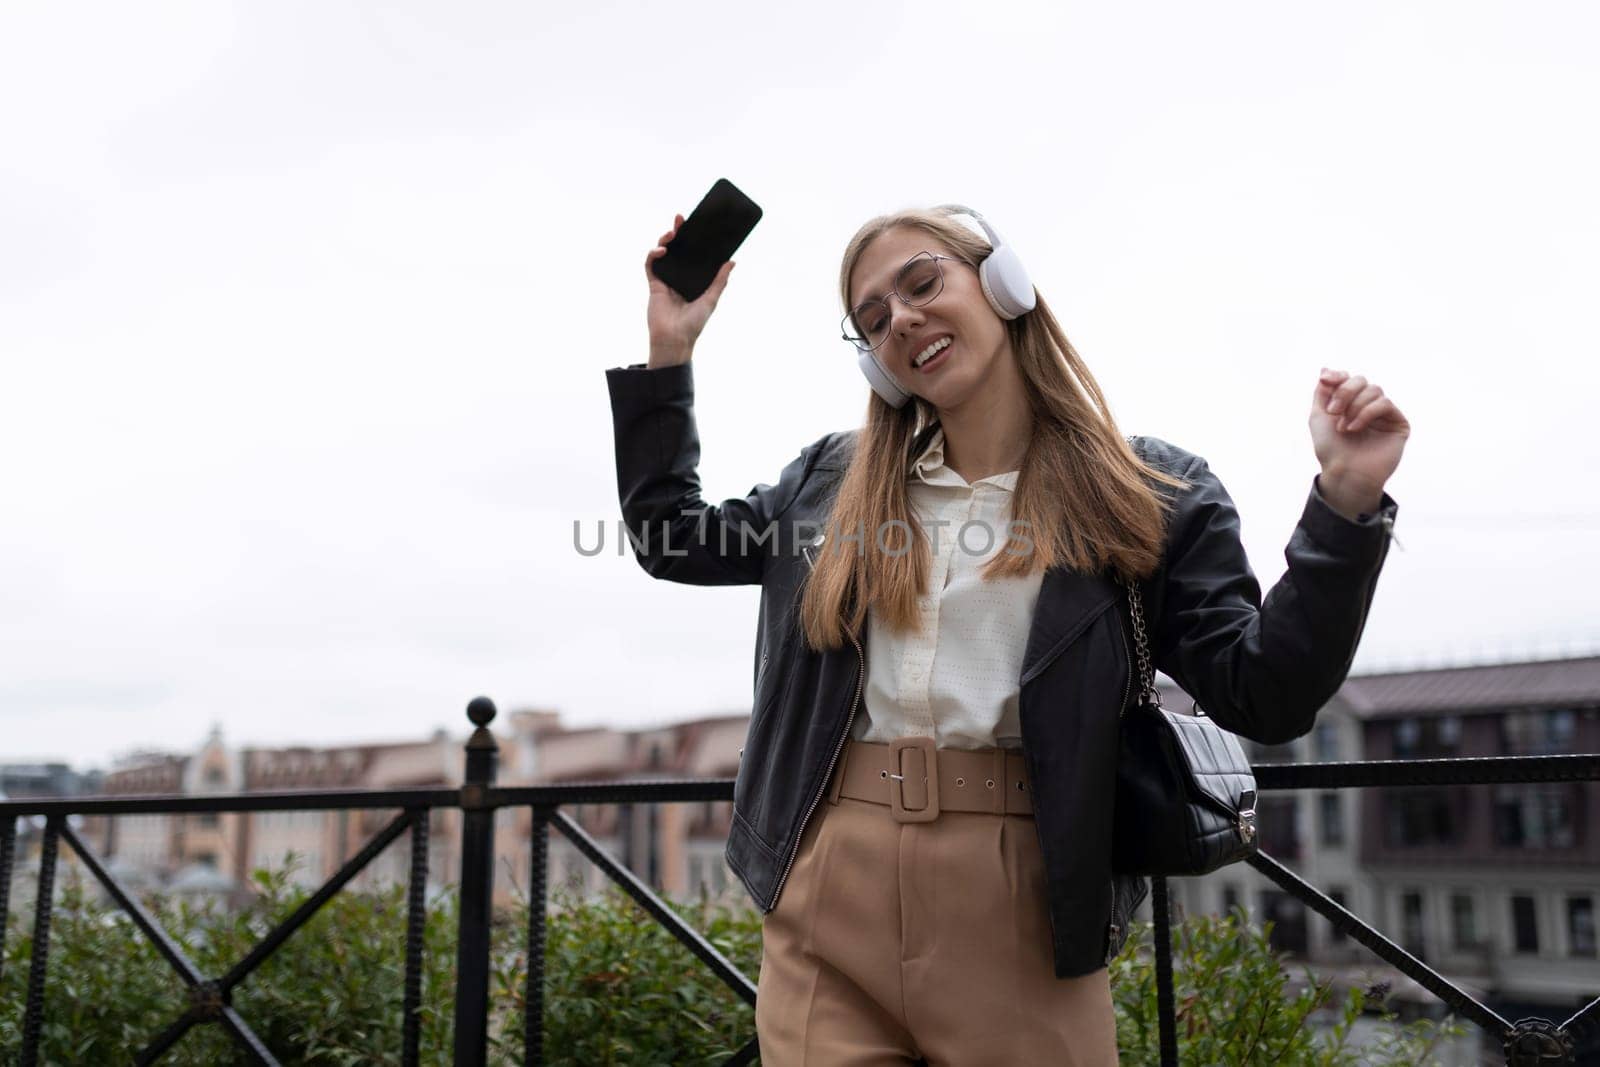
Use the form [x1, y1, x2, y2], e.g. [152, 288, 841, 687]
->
[857, 347, 912, 408]
[977, 244, 1037, 320]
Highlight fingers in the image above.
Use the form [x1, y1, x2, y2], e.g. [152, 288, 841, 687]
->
[655, 214, 685, 245]
[1346, 395, 1406, 434]
[1324, 372, 1367, 416]
[644, 244, 668, 278]
[1314, 367, 1344, 407]
[1316, 368, 1402, 433]
[644, 215, 686, 280]
[702, 259, 735, 305]
[1338, 383, 1383, 431]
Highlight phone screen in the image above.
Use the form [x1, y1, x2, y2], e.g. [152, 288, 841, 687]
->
[651, 178, 763, 302]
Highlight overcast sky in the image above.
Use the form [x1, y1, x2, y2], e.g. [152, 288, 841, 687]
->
[4, 1, 1598, 769]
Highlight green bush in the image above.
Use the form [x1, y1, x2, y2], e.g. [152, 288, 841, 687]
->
[534, 884, 762, 1066]
[1, 867, 1464, 1065]
[0, 864, 463, 1065]
[1112, 907, 1468, 1065]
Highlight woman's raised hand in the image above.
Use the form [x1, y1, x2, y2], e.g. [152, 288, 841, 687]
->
[644, 213, 736, 368]
[1309, 368, 1411, 521]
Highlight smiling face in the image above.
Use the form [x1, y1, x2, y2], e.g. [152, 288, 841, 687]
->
[847, 225, 1015, 412]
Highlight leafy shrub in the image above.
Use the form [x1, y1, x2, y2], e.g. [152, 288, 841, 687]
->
[1, 868, 1463, 1065]
[531, 884, 761, 1067]
[1112, 907, 1467, 1065]
[0, 864, 461, 1065]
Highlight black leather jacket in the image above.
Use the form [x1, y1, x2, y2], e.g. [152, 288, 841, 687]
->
[606, 361, 1398, 978]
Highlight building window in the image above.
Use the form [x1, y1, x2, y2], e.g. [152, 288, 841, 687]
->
[1492, 786, 1578, 849]
[1438, 715, 1462, 748]
[1319, 793, 1345, 848]
[1313, 721, 1340, 763]
[1511, 895, 1540, 954]
[1568, 897, 1597, 958]
[1221, 884, 1240, 917]
[1395, 718, 1420, 755]
[1451, 893, 1478, 950]
[197, 812, 219, 829]
[1257, 797, 1301, 859]
[1261, 890, 1309, 956]
[1401, 891, 1426, 958]
[1383, 789, 1457, 847]
[1502, 709, 1577, 756]
[1393, 716, 1462, 758]
[1328, 888, 1350, 943]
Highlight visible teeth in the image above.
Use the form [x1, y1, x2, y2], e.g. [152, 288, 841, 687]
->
[913, 336, 951, 368]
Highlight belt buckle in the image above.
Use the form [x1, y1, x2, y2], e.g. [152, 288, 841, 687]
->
[887, 736, 939, 823]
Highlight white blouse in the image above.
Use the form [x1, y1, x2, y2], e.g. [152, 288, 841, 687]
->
[852, 427, 1046, 752]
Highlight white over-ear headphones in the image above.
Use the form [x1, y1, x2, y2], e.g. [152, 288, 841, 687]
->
[853, 205, 1037, 409]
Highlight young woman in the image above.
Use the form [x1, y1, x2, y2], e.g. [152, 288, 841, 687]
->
[606, 204, 1408, 1065]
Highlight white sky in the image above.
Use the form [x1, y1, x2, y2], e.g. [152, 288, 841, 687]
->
[3, 1, 1598, 768]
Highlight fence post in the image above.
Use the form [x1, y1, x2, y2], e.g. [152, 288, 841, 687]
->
[1152, 875, 1178, 1067]
[0, 815, 14, 987]
[21, 816, 61, 1067]
[402, 809, 430, 1067]
[525, 806, 549, 1066]
[453, 696, 500, 1067]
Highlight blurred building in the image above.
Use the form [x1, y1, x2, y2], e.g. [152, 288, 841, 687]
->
[83, 709, 748, 910]
[499, 710, 745, 907]
[1, 761, 102, 909]
[91, 726, 463, 903]
[1161, 654, 1600, 1053]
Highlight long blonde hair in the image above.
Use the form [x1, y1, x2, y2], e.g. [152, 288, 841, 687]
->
[798, 206, 1190, 651]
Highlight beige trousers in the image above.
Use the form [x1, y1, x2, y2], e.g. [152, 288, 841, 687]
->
[754, 741, 1120, 1066]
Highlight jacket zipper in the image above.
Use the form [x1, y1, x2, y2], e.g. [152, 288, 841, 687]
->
[770, 538, 865, 909]
[1380, 513, 1404, 551]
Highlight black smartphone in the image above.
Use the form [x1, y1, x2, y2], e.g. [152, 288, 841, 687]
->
[651, 178, 762, 302]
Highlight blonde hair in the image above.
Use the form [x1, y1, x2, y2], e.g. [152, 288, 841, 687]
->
[798, 206, 1189, 650]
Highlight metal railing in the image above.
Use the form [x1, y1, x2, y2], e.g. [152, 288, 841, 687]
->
[1236, 753, 1600, 1067]
[2, 699, 1598, 1065]
[0, 698, 753, 1066]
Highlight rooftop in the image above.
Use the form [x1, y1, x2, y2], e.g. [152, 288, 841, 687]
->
[1338, 655, 1600, 717]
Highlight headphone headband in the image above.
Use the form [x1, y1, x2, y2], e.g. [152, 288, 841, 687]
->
[854, 204, 1038, 409]
[932, 204, 1002, 249]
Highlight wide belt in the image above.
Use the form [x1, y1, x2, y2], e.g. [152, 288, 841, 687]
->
[829, 736, 1034, 822]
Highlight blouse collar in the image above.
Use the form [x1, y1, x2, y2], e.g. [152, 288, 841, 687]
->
[911, 427, 1019, 491]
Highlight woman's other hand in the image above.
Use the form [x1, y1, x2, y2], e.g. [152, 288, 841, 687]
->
[644, 213, 736, 368]
[1309, 368, 1410, 521]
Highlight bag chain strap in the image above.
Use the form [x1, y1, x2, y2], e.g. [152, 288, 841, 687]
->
[1118, 575, 1158, 707]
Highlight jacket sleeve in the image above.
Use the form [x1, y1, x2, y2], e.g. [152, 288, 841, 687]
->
[1146, 453, 1398, 744]
[605, 361, 820, 586]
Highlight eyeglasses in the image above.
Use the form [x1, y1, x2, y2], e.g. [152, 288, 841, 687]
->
[841, 252, 963, 352]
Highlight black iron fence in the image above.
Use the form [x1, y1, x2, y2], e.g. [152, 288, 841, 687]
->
[2, 697, 1598, 1065]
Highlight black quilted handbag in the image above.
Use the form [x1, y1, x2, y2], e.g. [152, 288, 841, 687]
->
[1111, 575, 1260, 876]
